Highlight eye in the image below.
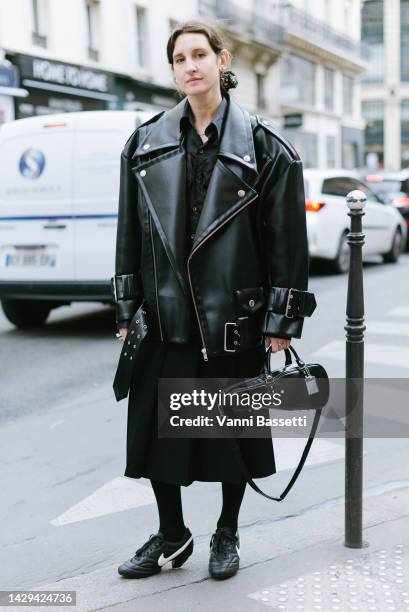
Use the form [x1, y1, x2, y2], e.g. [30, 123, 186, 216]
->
[197, 53, 206, 58]
[175, 58, 184, 64]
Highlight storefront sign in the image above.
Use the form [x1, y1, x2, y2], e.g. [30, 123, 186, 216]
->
[15, 55, 115, 94]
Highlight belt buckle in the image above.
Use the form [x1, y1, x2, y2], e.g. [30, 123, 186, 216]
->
[224, 321, 240, 352]
[285, 288, 296, 318]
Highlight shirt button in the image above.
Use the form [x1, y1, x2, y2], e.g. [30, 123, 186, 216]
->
[140, 170, 146, 177]
[238, 189, 245, 197]
[193, 207, 198, 212]
[142, 143, 150, 150]
[190, 234, 195, 240]
[243, 154, 251, 162]
[249, 299, 255, 307]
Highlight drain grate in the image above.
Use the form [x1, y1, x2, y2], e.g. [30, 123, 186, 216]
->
[248, 544, 408, 611]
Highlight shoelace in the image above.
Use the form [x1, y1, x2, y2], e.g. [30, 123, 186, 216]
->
[211, 529, 238, 556]
[133, 533, 164, 559]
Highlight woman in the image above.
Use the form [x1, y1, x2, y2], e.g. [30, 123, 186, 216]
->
[111, 18, 315, 580]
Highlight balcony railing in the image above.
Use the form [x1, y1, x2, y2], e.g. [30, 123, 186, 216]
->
[278, 2, 371, 61]
[198, 0, 285, 49]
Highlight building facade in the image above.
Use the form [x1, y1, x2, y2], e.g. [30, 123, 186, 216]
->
[0, 0, 368, 168]
[199, 0, 368, 168]
[361, 0, 409, 170]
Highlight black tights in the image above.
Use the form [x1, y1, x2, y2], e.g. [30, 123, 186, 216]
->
[150, 478, 246, 542]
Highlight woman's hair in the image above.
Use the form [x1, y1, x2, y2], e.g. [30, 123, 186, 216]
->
[166, 18, 238, 95]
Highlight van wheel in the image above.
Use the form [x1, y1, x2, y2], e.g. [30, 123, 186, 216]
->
[330, 231, 350, 274]
[1, 299, 52, 328]
[383, 228, 402, 263]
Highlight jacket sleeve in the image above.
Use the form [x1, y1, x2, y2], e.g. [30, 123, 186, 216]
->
[111, 141, 143, 329]
[261, 158, 316, 339]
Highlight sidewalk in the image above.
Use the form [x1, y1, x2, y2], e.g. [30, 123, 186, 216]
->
[15, 482, 409, 612]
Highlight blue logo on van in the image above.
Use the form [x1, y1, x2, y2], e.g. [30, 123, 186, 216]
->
[19, 149, 46, 179]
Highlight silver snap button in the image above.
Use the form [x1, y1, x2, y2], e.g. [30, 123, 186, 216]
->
[243, 155, 251, 162]
[131, 330, 134, 334]
[137, 334, 141, 338]
[124, 352, 127, 356]
[140, 170, 146, 177]
[238, 189, 245, 197]
[262, 120, 269, 126]
[143, 143, 150, 150]
[249, 299, 255, 307]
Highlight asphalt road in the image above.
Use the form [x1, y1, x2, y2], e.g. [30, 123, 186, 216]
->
[0, 252, 408, 594]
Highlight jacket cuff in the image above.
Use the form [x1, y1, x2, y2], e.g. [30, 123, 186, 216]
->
[111, 274, 141, 302]
[261, 286, 316, 338]
[116, 299, 140, 328]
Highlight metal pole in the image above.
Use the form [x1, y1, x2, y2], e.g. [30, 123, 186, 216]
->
[344, 190, 366, 549]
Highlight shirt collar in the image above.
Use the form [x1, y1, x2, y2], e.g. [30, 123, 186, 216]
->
[180, 95, 228, 140]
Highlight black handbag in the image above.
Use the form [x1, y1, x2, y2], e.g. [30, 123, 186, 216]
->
[219, 345, 329, 502]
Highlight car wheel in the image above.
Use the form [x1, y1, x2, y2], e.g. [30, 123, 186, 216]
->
[383, 228, 402, 263]
[330, 231, 350, 274]
[1, 299, 52, 328]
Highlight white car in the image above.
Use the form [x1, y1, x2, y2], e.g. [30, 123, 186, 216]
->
[0, 109, 156, 328]
[304, 169, 407, 273]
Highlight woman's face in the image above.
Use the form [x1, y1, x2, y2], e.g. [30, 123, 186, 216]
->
[172, 32, 228, 98]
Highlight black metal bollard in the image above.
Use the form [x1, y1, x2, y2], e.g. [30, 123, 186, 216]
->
[344, 190, 367, 549]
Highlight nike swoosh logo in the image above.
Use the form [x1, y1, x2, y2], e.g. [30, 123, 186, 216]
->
[157, 534, 193, 567]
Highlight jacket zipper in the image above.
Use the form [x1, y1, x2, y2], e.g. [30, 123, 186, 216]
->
[187, 193, 259, 362]
[149, 213, 164, 341]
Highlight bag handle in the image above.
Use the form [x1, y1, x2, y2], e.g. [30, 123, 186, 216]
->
[236, 345, 322, 502]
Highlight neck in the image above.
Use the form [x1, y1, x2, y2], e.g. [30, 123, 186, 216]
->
[187, 89, 223, 127]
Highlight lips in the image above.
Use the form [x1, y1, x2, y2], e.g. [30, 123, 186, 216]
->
[187, 78, 202, 83]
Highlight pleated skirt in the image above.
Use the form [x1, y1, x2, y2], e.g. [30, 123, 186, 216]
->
[124, 338, 277, 486]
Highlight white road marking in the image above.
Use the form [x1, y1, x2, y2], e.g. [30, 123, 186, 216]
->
[365, 321, 409, 336]
[273, 438, 344, 471]
[50, 476, 155, 526]
[48, 419, 65, 430]
[389, 306, 409, 317]
[312, 340, 409, 368]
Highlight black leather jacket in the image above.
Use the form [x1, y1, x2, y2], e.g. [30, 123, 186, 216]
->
[111, 93, 316, 361]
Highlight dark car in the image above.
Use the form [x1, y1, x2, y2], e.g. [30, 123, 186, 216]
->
[362, 171, 409, 250]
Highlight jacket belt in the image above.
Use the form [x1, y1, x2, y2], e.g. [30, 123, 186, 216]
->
[267, 287, 316, 319]
[113, 302, 148, 401]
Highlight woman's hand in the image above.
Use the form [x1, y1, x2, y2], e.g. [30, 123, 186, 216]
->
[118, 328, 128, 341]
[265, 336, 291, 352]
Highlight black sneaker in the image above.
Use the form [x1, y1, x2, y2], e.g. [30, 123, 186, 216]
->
[118, 527, 193, 579]
[208, 526, 240, 580]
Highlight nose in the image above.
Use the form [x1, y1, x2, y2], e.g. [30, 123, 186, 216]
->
[185, 57, 198, 73]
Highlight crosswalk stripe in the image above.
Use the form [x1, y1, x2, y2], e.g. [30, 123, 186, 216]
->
[389, 306, 409, 317]
[365, 321, 409, 336]
[50, 476, 155, 526]
[312, 340, 409, 368]
[273, 438, 344, 471]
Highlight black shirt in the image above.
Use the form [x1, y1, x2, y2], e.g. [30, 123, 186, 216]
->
[180, 95, 228, 244]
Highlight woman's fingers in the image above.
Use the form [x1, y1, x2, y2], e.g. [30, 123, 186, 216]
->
[265, 336, 291, 353]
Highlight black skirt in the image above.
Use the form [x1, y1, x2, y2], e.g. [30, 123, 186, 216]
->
[124, 338, 277, 486]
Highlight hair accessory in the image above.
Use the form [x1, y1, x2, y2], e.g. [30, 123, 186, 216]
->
[220, 69, 238, 91]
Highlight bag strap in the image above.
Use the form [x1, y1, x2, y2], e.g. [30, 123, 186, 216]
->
[230, 406, 322, 501]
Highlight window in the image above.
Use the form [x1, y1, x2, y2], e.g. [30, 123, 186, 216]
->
[256, 73, 267, 110]
[280, 54, 316, 106]
[361, 0, 384, 83]
[343, 75, 354, 116]
[324, 67, 334, 111]
[401, 0, 409, 81]
[322, 177, 358, 197]
[32, 0, 48, 47]
[86, 0, 100, 61]
[135, 6, 147, 67]
[326, 135, 336, 168]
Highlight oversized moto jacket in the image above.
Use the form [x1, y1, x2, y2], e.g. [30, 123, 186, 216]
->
[111, 92, 316, 361]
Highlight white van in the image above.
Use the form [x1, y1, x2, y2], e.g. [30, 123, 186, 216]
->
[0, 109, 156, 328]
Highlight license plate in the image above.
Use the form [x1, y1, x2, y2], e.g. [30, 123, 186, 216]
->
[3, 250, 57, 268]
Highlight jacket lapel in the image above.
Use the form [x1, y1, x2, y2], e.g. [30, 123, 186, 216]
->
[131, 94, 260, 291]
